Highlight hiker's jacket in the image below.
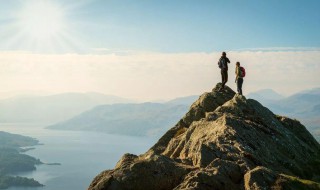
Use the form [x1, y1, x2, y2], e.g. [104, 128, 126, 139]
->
[219, 57, 230, 70]
[235, 66, 243, 79]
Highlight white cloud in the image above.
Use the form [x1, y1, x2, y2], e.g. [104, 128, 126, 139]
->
[0, 50, 319, 100]
[228, 51, 320, 95]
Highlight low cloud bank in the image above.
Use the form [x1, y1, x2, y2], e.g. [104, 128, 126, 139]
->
[0, 50, 319, 100]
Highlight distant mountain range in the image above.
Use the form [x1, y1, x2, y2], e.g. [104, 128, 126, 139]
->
[247, 89, 284, 105]
[47, 102, 191, 137]
[0, 88, 318, 141]
[0, 92, 134, 123]
[248, 88, 320, 141]
[47, 95, 199, 137]
[165, 95, 199, 105]
[45, 89, 320, 141]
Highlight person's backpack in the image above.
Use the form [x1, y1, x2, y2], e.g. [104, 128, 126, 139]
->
[218, 58, 225, 68]
[240, 67, 246, 77]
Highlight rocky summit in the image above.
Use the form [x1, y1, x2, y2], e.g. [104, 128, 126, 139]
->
[88, 83, 320, 190]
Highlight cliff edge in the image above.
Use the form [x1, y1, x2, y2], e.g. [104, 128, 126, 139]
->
[88, 83, 320, 190]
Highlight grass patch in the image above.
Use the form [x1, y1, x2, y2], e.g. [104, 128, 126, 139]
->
[280, 174, 320, 190]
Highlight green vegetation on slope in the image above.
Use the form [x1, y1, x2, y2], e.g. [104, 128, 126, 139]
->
[0, 175, 43, 189]
[0, 147, 42, 174]
[0, 131, 39, 148]
[279, 174, 320, 190]
[0, 131, 43, 189]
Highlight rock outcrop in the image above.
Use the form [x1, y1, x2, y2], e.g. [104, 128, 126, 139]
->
[88, 83, 320, 190]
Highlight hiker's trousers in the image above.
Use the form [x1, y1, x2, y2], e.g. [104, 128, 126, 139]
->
[221, 69, 228, 88]
[237, 78, 243, 95]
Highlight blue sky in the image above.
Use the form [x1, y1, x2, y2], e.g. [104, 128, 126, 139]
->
[77, 0, 320, 52]
[0, 0, 319, 53]
[0, 0, 319, 100]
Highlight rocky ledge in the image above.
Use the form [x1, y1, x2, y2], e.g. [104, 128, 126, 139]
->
[88, 83, 320, 190]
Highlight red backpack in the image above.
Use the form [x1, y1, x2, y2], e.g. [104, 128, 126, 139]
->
[240, 67, 246, 77]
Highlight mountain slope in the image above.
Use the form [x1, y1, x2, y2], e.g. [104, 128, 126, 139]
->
[47, 103, 189, 137]
[247, 89, 284, 103]
[88, 83, 320, 190]
[275, 90, 320, 114]
[247, 87, 320, 115]
[0, 132, 43, 189]
[248, 88, 320, 141]
[165, 95, 199, 106]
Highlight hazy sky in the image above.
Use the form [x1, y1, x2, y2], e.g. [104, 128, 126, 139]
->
[0, 0, 319, 100]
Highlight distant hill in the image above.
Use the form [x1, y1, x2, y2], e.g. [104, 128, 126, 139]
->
[248, 88, 320, 141]
[261, 88, 320, 115]
[0, 92, 133, 123]
[47, 103, 189, 137]
[46, 90, 320, 140]
[299, 87, 320, 95]
[247, 89, 284, 105]
[0, 131, 43, 189]
[165, 95, 199, 106]
[0, 131, 39, 148]
[312, 104, 320, 115]
[276, 89, 320, 114]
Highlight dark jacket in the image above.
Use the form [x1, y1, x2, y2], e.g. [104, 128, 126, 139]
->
[218, 56, 230, 70]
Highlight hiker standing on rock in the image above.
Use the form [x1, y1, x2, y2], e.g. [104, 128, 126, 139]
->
[235, 61, 244, 95]
[218, 52, 230, 91]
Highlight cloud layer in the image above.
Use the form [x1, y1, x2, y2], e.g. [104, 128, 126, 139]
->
[0, 50, 319, 100]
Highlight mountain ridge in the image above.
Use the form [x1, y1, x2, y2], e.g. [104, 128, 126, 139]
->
[47, 102, 189, 137]
[88, 83, 320, 190]
[247, 88, 320, 141]
[247, 89, 284, 101]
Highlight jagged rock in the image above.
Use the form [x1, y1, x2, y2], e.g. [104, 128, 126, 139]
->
[88, 83, 320, 190]
[147, 83, 235, 156]
[174, 158, 242, 190]
[89, 154, 192, 190]
[244, 166, 320, 190]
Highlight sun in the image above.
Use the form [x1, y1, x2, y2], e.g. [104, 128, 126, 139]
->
[18, 1, 66, 41]
[3, 0, 83, 53]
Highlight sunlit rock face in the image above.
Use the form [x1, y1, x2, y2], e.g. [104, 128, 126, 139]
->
[88, 83, 320, 190]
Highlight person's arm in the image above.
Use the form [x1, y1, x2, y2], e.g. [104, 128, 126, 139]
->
[235, 67, 239, 82]
[226, 58, 230, 63]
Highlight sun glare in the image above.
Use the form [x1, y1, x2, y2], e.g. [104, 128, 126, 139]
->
[18, 1, 65, 41]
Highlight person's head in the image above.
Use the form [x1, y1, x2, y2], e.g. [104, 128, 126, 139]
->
[222, 52, 226, 57]
[236, 62, 240, 66]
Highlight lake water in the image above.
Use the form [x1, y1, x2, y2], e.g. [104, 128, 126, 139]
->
[0, 123, 158, 190]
